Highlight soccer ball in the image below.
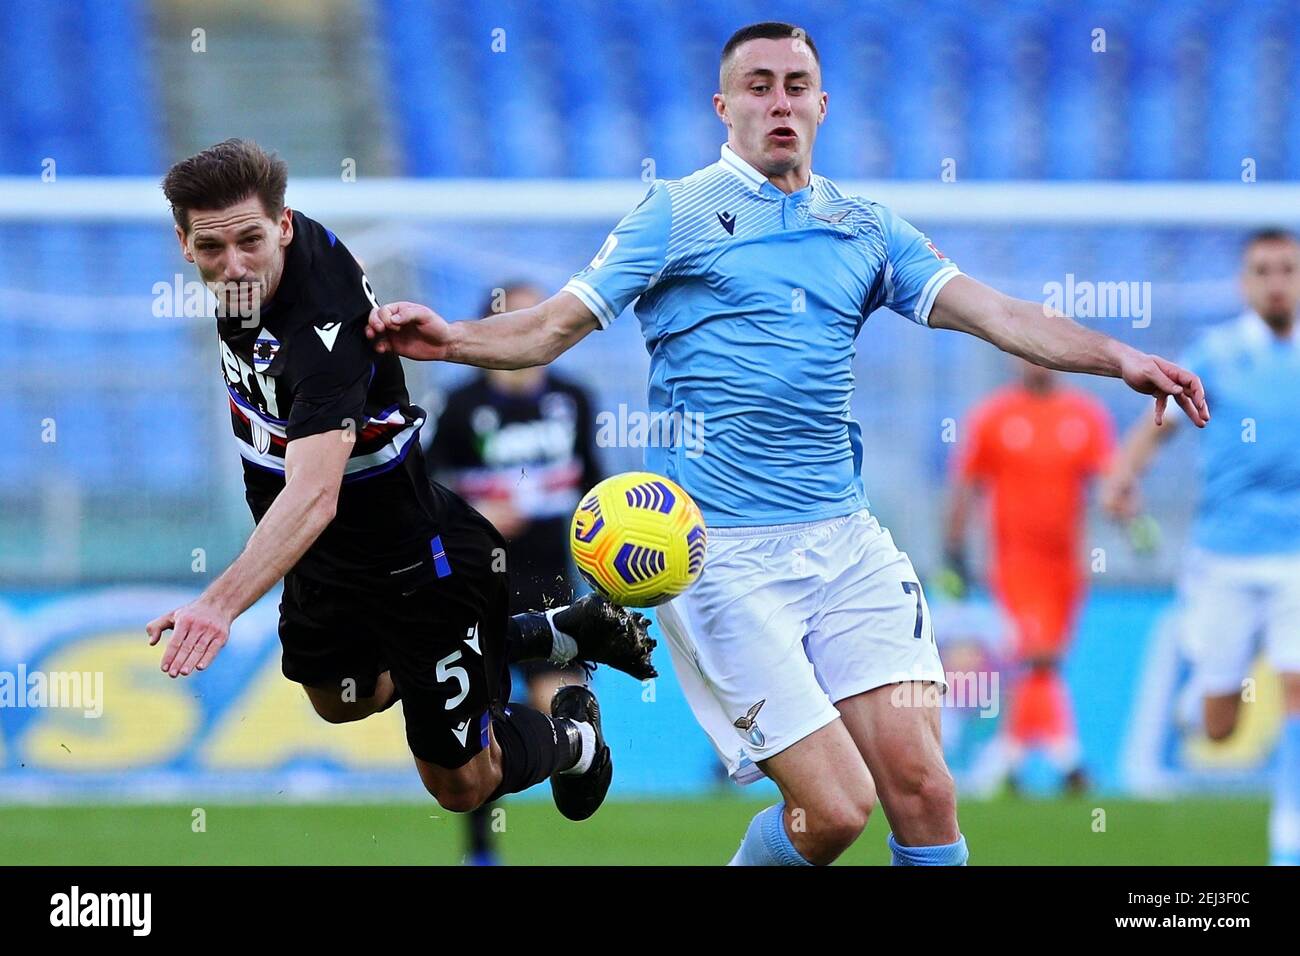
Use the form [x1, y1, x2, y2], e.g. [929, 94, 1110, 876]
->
[570, 471, 707, 607]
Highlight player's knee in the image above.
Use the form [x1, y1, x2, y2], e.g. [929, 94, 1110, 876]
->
[1204, 698, 1241, 741]
[893, 761, 957, 821]
[825, 801, 871, 845]
[802, 804, 870, 863]
[797, 788, 873, 863]
[1283, 674, 1300, 712]
[431, 787, 485, 814]
[422, 768, 492, 813]
[917, 767, 957, 819]
[310, 699, 370, 724]
[1204, 713, 1238, 742]
[313, 707, 358, 725]
[304, 684, 383, 724]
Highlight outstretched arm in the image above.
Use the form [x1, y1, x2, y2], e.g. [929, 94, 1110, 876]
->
[366, 290, 599, 369]
[937, 473, 981, 597]
[368, 181, 669, 369]
[929, 275, 1210, 428]
[146, 431, 351, 677]
[944, 475, 980, 559]
[1099, 412, 1178, 519]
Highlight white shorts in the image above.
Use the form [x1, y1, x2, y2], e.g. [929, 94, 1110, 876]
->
[1178, 547, 1300, 697]
[658, 509, 947, 785]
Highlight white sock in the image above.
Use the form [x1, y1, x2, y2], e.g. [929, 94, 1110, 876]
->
[559, 719, 597, 775]
[544, 607, 579, 664]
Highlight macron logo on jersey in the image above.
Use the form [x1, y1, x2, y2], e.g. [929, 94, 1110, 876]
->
[716, 210, 736, 235]
[314, 321, 341, 351]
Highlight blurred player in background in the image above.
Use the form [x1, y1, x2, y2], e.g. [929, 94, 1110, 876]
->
[367, 22, 1207, 866]
[944, 358, 1115, 794]
[924, 594, 1011, 796]
[1103, 228, 1300, 865]
[427, 281, 603, 864]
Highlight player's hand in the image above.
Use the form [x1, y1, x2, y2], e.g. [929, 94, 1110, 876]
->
[146, 601, 233, 678]
[366, 301, 453, 361]
[1100, 470, 1141, 521]
[935, 546, 970, 600]
[475, 499, 529, 539]
[1118, 352, 1210, 428]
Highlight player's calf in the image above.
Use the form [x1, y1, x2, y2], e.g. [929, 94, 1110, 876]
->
[837, 684, 964, 856]
[877, 758, 959, 844]
[417, 747, 502, 813]
[740, 721, 877, 866]
[412, 695, 611, 818]
[797, 796, 874, 865]
[731, 786, 873, 867]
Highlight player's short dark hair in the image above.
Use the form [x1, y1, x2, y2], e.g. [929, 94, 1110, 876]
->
[161, 138, 289, 233]
[720, 21, 820, 89]
[1243, 227, 1298, 252]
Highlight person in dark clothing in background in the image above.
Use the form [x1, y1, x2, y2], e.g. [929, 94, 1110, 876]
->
[427, 281, 606, 864]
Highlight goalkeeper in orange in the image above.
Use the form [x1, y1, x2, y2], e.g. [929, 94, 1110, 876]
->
[943, 358, 1115, 793]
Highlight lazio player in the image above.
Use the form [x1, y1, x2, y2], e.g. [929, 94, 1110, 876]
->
[368, 22, 1208, 865]
[1103, 229, 1300, 865]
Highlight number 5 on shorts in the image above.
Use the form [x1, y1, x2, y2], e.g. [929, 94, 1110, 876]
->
[437, 650, 470, 709]
[901, 581, 924, 641]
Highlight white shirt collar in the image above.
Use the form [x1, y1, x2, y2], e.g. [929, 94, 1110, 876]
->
[1242, 310, 1270, 342]
[1243, 309, 1296, 346]
[719, 144, 767, 191]
[719, 143, 814, 195]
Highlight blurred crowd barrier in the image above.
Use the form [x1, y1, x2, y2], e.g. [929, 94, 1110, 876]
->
[0, 587, 1283, 801]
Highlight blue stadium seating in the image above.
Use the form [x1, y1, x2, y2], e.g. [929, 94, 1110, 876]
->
[2, 0, 1298, 529]
[375, 0, 1300, 181]
[0, 0, 175, 495]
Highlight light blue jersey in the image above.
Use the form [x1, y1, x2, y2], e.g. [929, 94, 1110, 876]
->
[1179, 312, 1300, 555]
[563, 144, 960, 526]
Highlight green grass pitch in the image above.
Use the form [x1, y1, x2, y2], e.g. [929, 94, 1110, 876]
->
[0, 796, 1267, 865]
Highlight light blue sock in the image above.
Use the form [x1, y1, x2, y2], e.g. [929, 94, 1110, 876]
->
[889, 831, 969, 866]
[728, 803, 812, 866]
[1271, 715, 1300, 866]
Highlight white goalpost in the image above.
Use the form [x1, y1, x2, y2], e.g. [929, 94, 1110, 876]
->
[0, 176, 1297, 224]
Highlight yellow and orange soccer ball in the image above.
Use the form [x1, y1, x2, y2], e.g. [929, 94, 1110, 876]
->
[570, 472, 707, 607]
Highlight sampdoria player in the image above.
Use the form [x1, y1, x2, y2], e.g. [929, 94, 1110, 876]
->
[1102, 228, 1300, 865]
[147, 139, 657, 824]
[367, 23, 1209, 865]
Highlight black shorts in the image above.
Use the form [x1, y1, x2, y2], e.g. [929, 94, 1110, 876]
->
[278, 501, 512, 769]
